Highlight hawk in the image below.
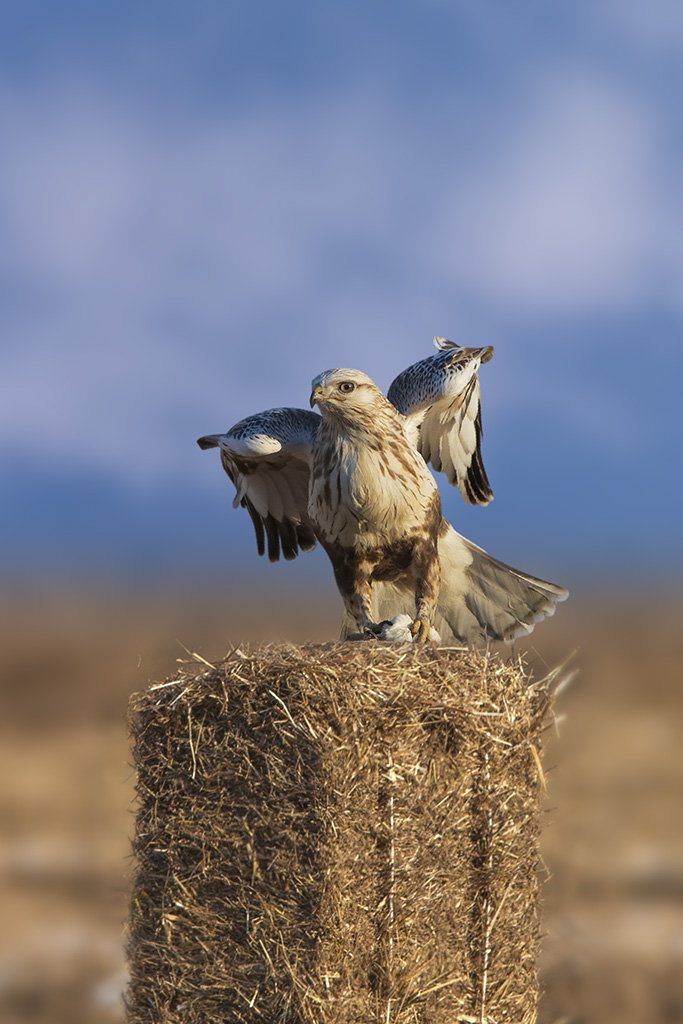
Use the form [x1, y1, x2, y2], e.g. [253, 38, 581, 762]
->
[197, 338, 567, 644]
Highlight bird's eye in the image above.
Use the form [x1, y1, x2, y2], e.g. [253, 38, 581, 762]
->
[339, 382, 355, 394]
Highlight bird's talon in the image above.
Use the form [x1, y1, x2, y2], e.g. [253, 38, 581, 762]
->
[410, 618, 432, 643]
[362, 622, 383, 639]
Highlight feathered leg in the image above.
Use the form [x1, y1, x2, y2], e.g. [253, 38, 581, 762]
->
[325, 543, 378, 635]
[410, 537, 441, 642]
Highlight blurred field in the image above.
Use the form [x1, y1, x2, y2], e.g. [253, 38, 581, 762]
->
[1, 585, 682, 1023]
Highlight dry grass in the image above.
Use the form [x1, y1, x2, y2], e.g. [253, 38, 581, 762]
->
[2, 593, 683, 1024]
[127, 642, 558, 1024]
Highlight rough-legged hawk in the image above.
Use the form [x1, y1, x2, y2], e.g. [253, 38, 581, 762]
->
[198, 338, 567, 643]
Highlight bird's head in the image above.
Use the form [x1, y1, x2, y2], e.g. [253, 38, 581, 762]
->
[310, 368, 384, 423]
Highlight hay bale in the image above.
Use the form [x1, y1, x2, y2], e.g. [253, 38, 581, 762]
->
[127, 643, 554, 1024]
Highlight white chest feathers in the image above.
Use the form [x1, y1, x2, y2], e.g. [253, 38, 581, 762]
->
[309, 436, 436, 547]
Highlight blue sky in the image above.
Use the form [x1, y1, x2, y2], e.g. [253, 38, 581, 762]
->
[1, 1, 682, 590]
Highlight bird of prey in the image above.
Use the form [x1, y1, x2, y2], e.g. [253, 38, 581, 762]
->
[197, 338, 567, 644]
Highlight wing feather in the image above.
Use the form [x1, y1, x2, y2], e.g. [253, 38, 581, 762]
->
[263, 513, 281, 562]
[278, 516, 300, 561]
[198, 407, 320, 561]
[387, 338, 494, 506]
[243, 497, 266, 557]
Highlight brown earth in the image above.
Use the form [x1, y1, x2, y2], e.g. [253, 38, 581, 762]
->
[1, 586, 681, 1023]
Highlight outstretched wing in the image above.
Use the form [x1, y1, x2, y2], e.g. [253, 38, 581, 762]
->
[386, 337, 494, 506]
[197, 407, 320, 562]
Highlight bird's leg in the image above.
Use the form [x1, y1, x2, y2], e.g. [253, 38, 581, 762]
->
[330, 550, 378, 637]
[344, 557, 377, 635]
[409, 618, 433, 642]
[410, 543, 441, 643]
[354, 573, 378, 636]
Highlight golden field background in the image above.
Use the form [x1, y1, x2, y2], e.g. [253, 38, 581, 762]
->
[1, 586, 681, 1024]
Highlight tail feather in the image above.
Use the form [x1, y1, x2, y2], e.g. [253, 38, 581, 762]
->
[439, 527, 568, 642]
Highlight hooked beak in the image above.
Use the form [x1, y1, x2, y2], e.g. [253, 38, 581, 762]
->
[310, 384, 323, 408]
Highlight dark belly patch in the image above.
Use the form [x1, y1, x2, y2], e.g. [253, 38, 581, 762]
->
[370, 540, 415, 582]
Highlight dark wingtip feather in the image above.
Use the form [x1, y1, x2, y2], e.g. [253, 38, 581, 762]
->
[469, 451, 494, 504]
[197, 435, 219, 450]
[279, 517, 300, 561]
[464, 407, 493, 505]
[244, 498, 266, 558]
[264, 514, 281, 562]
[296, 524, 317, 553]
[241, 501, 316, 563]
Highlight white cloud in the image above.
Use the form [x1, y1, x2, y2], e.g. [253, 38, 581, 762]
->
[596, 0, 683, 50]
[423, 73, 679, 312]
